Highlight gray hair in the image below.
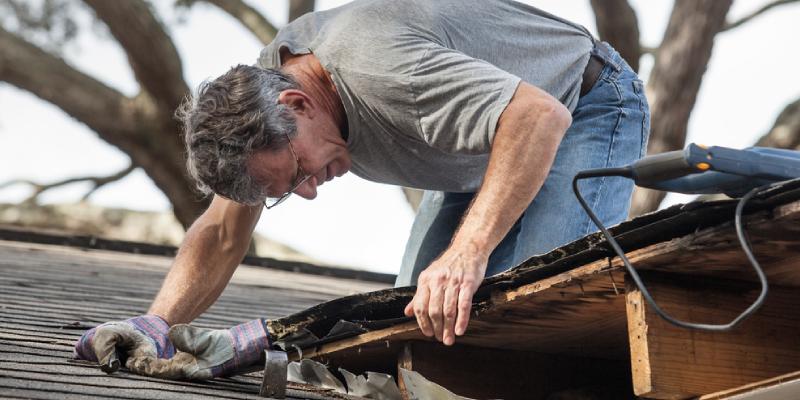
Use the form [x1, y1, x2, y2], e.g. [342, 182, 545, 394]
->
[177, 64, 299, 205]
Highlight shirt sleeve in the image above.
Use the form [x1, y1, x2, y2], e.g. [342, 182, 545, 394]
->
[410, 44, 522, 155]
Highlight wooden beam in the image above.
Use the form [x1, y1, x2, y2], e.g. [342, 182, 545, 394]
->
[626, 273, 800, 399]
[395, 341, 632, 400]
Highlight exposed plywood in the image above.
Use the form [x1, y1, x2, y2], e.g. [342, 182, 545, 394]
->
[626, 274, 800, 399]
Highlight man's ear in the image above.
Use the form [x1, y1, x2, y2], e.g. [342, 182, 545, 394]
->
[277, 89, 314, 116]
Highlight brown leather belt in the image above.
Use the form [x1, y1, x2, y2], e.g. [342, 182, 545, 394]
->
[580, 51, 606, 97]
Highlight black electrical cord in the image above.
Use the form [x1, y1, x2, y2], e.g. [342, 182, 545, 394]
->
[572, 168, 771, 331]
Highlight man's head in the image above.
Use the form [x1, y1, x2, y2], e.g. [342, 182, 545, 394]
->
[179, 64, 350, 206]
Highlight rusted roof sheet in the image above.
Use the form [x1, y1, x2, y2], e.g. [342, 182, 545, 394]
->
[0, 238, 388, 399]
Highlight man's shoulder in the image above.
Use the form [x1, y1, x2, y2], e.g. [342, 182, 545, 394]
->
[257, 0, 434, 69]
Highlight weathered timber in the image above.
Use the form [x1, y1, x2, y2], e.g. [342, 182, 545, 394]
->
[285, 184, 800, 399]
[626, 274, 800, 399]
[269, 180, 800, 349]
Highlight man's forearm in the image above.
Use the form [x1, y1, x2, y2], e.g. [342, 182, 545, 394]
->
[406, 82, 573, 345]
[452, 82, 572, 257]
[149, 196, 261, 325]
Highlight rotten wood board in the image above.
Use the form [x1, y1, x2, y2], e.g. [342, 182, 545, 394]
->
[627, 274, 800, 398]
[269, 182, 800, 349]
[298, 197, 800, 369]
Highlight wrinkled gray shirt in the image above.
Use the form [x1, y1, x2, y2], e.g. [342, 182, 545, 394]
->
[258, 0, 593, 192]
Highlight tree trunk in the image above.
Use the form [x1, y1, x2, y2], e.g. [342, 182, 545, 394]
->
[589, 0, 641, 72]
[0, 16, 208, 229]
[754, 97, 800, 149]
[628, 0, 733, 217]
[197, 0, 278, 44]
[289, 0, 315, 22]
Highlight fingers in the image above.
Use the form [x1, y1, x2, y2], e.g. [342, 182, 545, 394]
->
[127, 352, 201, 380]
[411, 285, 434, 338]
[168, 324, 200, 353]
[412, 273, 476, 344]
[442, 284, 459, 345]
[454, 285, 473, 337]
[169, 324, 235, 368]
[92, 324, 143, 364]
[91, 329, 122, 366]
[428, 283, 445, 342]
[404, 300, 414, 317]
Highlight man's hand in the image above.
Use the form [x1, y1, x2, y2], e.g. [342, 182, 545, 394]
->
[404, 246, 488, 346]
[125, 319, 270, 380]
[74, 315, 174, 371]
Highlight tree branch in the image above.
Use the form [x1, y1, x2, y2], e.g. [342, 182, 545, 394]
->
[0, 25, 138, 144]
[289, 0, 315, 22]
[589, 0, 642, 71]
[181, 0, 278, 44]
[722, 0, 800, 32]
[754, 97, 800, 149]
[0, 164, 136, 204]
[0, 25, 208, 228]
[629, 0, 733, 217]
[83, 0, 188, 111]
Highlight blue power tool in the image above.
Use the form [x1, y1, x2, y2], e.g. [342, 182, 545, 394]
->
[573, 144, 800, 331]
[627, 144, 800, 196]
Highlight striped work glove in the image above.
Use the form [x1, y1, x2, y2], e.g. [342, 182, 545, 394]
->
[126, 319, 270, 380]
[74, 315, 175, 372]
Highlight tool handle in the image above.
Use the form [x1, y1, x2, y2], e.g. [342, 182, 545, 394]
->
[631, 148, 701, 187]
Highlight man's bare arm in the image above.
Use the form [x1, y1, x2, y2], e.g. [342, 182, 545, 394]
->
[405, 82, 573, 345]
[149, 195, 262, 325]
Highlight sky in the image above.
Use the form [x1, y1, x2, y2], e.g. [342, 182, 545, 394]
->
[1, 0, 798, 273]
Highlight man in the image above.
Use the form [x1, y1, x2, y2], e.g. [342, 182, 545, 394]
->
[75, 0, 649, 379]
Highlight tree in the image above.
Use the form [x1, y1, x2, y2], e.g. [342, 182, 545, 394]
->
[1, 0, 798, 227]
[591, 0, 800, 216]
[0, 0, 312, 228]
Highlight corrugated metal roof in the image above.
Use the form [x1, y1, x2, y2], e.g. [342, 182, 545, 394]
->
[0, 238, 388, 399]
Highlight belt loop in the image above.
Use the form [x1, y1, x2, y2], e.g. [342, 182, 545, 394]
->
[593, 41, 621, 72]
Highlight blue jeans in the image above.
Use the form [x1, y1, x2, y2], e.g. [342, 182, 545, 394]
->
[395, 43, 650, 287]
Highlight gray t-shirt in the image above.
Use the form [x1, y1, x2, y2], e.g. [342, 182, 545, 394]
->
[258, 0, 593, 192]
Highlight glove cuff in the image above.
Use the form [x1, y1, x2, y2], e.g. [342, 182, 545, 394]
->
[212, 318, 270, 376]
[127, 315, 175, 358]
[74, 327, 99, 361]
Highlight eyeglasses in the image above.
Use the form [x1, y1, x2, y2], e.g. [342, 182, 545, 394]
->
[263, 133, 311, 209]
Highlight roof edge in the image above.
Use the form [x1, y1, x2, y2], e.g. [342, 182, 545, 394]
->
[0, 225, 397, 284]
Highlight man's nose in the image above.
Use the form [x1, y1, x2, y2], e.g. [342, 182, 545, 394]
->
[293, 178, 318, 199]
